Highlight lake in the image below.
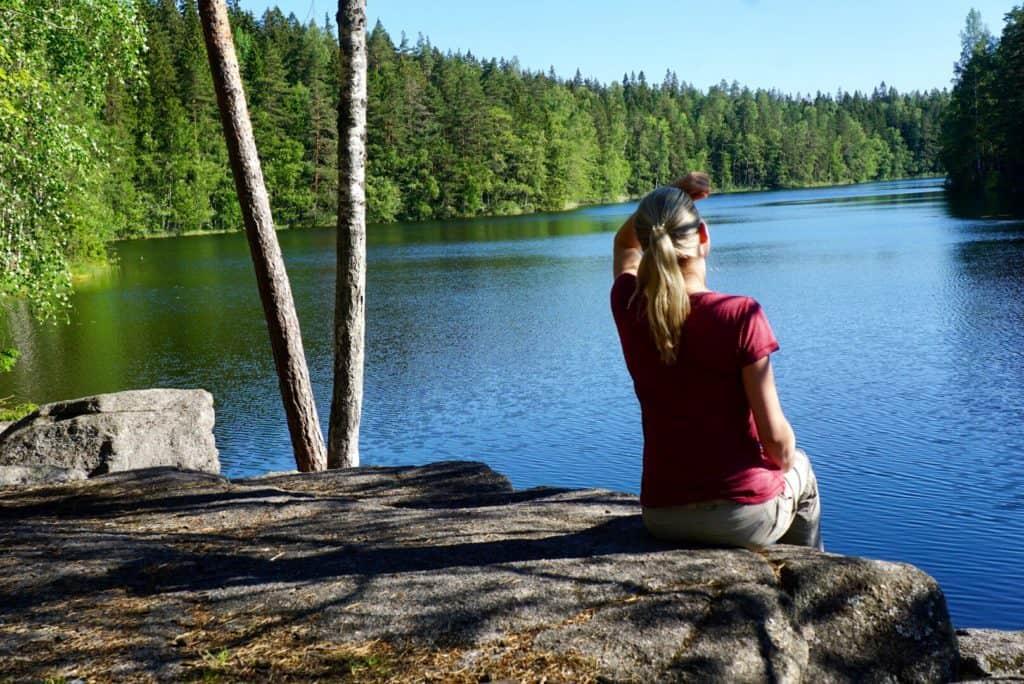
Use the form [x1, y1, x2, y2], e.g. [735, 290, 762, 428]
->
[2, 177, 1022, 629]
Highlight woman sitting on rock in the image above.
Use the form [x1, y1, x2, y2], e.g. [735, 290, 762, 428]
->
[611, 173, 822, 550]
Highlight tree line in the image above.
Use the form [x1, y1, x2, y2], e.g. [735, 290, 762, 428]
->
[364, 30, 947, 223]
[3, 0, 953, 319]
[941, 7, 1024, 200]
[67, 1, 954, 232]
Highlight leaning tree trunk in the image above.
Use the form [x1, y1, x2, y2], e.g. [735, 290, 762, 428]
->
[328, 0, 367, 468]
[198, 0, 327, 472]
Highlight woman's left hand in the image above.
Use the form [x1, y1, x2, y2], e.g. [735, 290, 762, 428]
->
[675, 172, 711, 201]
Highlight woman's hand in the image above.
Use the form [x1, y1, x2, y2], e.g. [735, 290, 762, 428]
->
[674, 171, 711, 201]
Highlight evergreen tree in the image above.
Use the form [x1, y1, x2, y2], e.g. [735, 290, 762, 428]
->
[996, 8, 1024, 193]
[305, 18, 340, 225]
[942, 9, 999, 191]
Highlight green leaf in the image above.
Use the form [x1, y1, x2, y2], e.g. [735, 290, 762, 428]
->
[0, 348, 19, 374]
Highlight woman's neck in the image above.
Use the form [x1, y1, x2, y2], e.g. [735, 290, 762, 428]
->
[682, 259, 709, 293]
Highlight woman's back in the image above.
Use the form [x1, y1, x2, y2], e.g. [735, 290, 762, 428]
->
[611, 272, 784, 507]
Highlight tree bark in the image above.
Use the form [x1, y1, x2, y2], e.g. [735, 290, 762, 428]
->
[198, 0, 326, 472]
[329, 0, 367, 468]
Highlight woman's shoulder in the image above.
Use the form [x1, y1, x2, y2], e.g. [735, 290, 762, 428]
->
[692, 292, 779, 362]
[695, 291, 765, 320]
[612, 272, 637, 291]
[610, 273, 638, 313]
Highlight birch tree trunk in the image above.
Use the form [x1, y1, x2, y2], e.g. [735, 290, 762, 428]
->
[198, 0, 327, 472]
[328, 0, 367, 468]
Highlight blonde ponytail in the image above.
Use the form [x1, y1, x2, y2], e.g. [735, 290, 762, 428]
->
[637, 224, 690, 364]
[633, 185, 704, 365]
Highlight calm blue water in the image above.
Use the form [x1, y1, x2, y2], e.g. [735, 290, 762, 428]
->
[2, 178, 1023, 628]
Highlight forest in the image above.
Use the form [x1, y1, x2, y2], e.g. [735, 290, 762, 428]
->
[137, 2, 949, 231]
[942, 7, 1024, 199]
[2, 0, 955, 319]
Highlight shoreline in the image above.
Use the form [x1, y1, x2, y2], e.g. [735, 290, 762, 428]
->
[109, 174, 945, 245]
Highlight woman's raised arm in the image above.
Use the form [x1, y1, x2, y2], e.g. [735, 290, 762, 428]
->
[613, 213, 642, 278]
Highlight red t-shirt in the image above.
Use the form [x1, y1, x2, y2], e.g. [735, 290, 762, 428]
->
[611, 273, 784, 507]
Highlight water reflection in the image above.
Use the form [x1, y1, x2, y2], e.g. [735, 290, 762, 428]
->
[367, 212, 618, 246]
[944, 182, 1024, 219]
[761, 188, 945, 209]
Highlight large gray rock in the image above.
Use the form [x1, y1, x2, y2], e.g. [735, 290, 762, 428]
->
[0, 389, 218, 484]
[0, 461, 959, 682]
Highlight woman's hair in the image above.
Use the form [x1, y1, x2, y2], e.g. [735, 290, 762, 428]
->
[633, 185, 704, 364]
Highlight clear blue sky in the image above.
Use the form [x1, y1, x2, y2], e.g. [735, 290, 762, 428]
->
[238, 0, 1017, 94]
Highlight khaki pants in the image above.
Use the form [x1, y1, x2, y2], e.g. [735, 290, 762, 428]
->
[642, 449, 822, 550]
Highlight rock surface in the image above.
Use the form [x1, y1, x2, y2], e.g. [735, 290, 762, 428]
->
[0, 389, 218, 484]
[0, 461, 967, 682]
[0, 463, 87, 487]
[957, 628, 1024, 680]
